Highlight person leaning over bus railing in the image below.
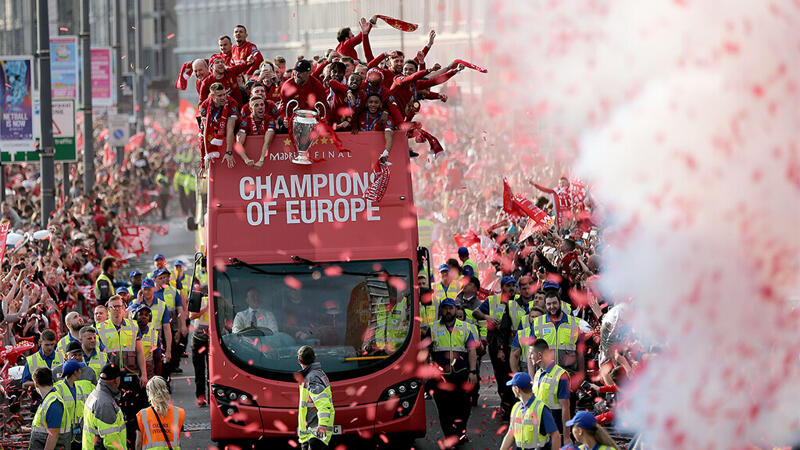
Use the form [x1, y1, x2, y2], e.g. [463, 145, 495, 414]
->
[236, 95, 277, 169]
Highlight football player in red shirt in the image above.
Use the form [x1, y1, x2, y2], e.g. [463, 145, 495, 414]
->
[241, 82, 278, 119]
[231, 25, 263, 77]
[335, 18, 373, 61]
[391, 60, 462, 121]
[212, 35, 233, 67]
[352, 94, 394, 165]
[331, 73, 365, 130]
[279, 59, 329, 121]
[236, 95, 276, 169]
[199, 57, 253, 106]
[255, 61, 283, 105]
[199, 83, 239, 168]
[530, 177, 574, 230]
[191, 59, 210, 95]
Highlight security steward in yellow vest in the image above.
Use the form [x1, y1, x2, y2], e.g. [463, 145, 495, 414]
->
[147, 254, 168, 281]
[297, 346, 335, 449]
[132, 304, 159, 379]
[127, 270, 143, 299]
[529, 339, 572, 441]
[94, 256, 118, 307]
[53, 359, 94, 447]
[471, 276, 525, 420]
[532, 292, 583, 375]
[30, 367, 71, 450]
[500, 372, 561, 450]
[454, 276, 486, 406]
[423, 264, 459, 327]
[457, 246, 477, 277]
[154, 268, 187, 377]
[424, 298, 478, 444]
[127, 278, 173, 378]
[510, 306, 547, 374]
[83, 363, 127, 449]
[52, 341, 97, 384]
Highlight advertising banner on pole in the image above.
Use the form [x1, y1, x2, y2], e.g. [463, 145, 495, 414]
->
[91, 47, 112, 107]
[50, 36, 78, 99]
[0, 56, 35, 154]
[1, 99, 77, 163]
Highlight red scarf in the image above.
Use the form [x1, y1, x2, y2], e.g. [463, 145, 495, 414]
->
[202, 100, 234, 158]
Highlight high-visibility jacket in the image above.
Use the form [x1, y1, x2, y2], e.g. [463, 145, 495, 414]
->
[55, 334, 79, 359]
[31, 388, 71, 448]
[83, 349, 107, 379]
[531, 314, 580, 371]
[136, 405, 185, 450]
[463, 308, 487, 340]
[487, 295, 528, 331]
[54, 379, 94, 442]
[374, 297, 408, 352]
[430, 319, 471, 375]
[462, 258, 477, 274]
[94, 272, 114, 305]
[423, 281, 458, 326]
[97, 318, 137, 369]
[532, 364, 568, 410]
[170, 273, 191, 302]
[159, 286, 180, 330]
[26, 350, 54, 376]
[525, 299, 572, 315]
[139, 325, 159, 359]
[298, 363, 335, 445]
[173, 171, 186, 193]
[130, 298, 167, 339]
[510, 397, 549, 449]
[516, 327, 536, 361]
[83, 383, 126, 448]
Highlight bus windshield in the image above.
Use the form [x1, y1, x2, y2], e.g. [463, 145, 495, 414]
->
[213, 259, 414, 379]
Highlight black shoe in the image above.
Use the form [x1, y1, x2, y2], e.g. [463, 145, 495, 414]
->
[173, 367, 183, 374]
[409, 150, 420, 158]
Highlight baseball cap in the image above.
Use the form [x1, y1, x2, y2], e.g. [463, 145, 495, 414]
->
[440, 298, 456, 308]
[65, 341, 83, 354]
[501, 275, 516, 286]
[294, 59, 312, 73]
[115, 286, 129, 295]
[542, 280, 559, 290]
[61, 360, 87, 377]
[131, 303, 151, 316]
[458, 247, 469, 257]
[174, 260, 186, 267]
[153, 253, 166, 261]
[566, 410, 598, 430]
[154, 268, 171, 278]
[141, 278, 156, 289]
[99, 363, 121, 380]
[129, 270, 142, 278]
[506, 372, 532, 389]
[438, 264, 450, 272]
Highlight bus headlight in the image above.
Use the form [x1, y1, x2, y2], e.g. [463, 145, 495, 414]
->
[211, 384, 257, 426]
[379, 379, 422, 419]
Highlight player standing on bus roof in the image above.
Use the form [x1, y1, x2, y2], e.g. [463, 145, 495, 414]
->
[297, 346, 335, 449]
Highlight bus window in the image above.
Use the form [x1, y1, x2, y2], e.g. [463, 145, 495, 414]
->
[213, 259, 413, 379]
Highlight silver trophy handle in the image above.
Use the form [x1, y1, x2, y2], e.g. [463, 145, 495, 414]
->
[313, 101, 327, 120]
[286, 99, 299, 118]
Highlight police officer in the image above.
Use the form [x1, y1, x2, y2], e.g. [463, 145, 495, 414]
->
[53, 360, 94, 449]
[83, 363, 126, 448]
[499, 372, 561, 450]
[297, 346, 335, 449]
[529, 339, 572, 443]
[426, 298, 478, 445]
[131, 304, 159, 380]
[94, 257, 118, 307]
[472, 276, 525, 420]
[30, 367, 71, 450]
[77, 326, 106, 380]
[509, 306, 547, 374]
[531, 291, 583, 375]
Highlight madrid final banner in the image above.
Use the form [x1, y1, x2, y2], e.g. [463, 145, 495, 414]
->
[0, 56, 34, 153]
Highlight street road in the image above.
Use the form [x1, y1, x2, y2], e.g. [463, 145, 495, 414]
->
[134, 217, 506, 449]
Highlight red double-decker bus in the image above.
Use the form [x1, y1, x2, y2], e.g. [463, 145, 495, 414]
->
[200, 132, 428, 444]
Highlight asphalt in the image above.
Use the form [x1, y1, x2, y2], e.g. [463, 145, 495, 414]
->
[139, 216, 507, 449]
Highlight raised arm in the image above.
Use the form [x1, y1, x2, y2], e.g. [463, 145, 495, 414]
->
[368, 53, 387, 69]
[417, 67, 461, 89]
[529, 180, 555, 194]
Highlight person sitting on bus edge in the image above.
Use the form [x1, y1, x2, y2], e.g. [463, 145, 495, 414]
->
[94, 256, 117, 306]
[241, 82, 279, 119]
[499, 372, 561, 450]
[135, 376, 185, 450]
[29, 367, 71, 450]
[232, 287, 279, 334]
[297, 345, 335, 449]
[237, 95, 277, 169]
[199, 82, 240, 168]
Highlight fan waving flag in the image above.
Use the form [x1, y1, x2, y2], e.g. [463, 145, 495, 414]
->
[375, 14, 418, 32]
[454, 58, 488, 73]
[453, 230, 481, 248]
[502, 177, 555, 230]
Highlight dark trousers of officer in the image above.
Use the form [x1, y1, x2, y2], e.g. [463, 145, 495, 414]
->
[119, 372, 148, 448]
[192, 336, 209, 398]
[178, 190, 189, 216]
[432, 371, 472, 440]
[301, 438, 327, 449]
[488, 345, 515, 418]
[158, 192, 170, 220]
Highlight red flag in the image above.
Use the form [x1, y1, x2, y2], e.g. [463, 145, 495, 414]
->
[502, 177, 555, 230]
[125, 132, 145, 153]
[453, 230, 480, 248]
[0, 223, 8, 267]
[375, 14, 418, 32]
[175, 61, 192, 90]
[453, 58, 488, 73]
[408, 122, 444, 155]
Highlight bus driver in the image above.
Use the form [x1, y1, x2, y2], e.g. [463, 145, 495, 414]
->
[232, 287, 279, 334]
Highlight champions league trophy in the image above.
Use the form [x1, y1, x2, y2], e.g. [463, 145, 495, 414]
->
[287, 100, 327, 165]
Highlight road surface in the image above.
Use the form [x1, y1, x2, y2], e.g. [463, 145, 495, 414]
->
[132, 216, 506, 449]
